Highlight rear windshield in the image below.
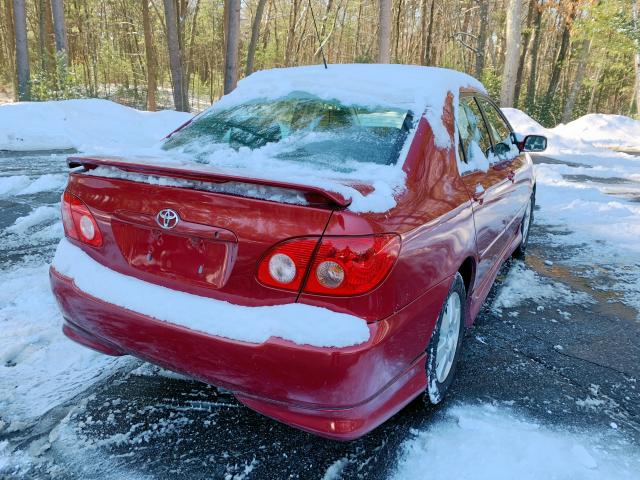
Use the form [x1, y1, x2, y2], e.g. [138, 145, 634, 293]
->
[162, 92, 414, 168]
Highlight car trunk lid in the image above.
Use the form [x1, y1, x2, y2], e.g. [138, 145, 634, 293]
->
[65, 157, 340, 305]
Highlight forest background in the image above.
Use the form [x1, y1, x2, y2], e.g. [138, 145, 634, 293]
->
[1, 0, 638, 127]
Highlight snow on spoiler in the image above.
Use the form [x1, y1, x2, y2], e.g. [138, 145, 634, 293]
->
[67, 156, 352, 209]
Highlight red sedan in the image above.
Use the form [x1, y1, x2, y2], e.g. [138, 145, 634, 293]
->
[50, 65, 546, 440]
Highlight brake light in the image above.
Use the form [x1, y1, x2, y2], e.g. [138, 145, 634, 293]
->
[257, 238, 318, 291]
[61, 191, 103, 247]
[257, 235, 400, 296]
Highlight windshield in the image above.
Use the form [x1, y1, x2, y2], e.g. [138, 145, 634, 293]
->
[162, 93, 414, 168]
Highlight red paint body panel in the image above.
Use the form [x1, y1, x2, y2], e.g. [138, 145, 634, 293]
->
[50, 87, 535, 439]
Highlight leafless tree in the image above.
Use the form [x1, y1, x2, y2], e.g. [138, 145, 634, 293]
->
[500, 0, 522, 107]
[142, 0, 157, 111]
[378, 0, 392, 63]
[13, 0, 29, 100]
[224, 0, 241, 94]
[163, 0, 188, 111]
[634, 0, 640, 116]
[51, 0, 67, 67]
[246, 0, 267, 76]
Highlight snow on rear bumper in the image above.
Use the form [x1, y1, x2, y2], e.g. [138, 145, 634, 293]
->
[50, 239, 369, 348]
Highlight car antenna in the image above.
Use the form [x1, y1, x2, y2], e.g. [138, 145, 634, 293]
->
[308, 0, 328, 69]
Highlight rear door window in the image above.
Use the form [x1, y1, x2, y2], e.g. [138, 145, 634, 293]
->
[456, 97, 493, 173]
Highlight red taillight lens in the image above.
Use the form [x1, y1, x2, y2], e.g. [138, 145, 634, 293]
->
[61, 191, 103, 247]
[305, 235, 401, 296]
[257, 235, 401, 296]
[257, 238, 318, 291]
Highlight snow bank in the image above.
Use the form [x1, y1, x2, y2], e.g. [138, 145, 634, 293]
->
[503, 108, 640, 156]
[0, 175, 30, 196]
[554, 114, 640, 149]
[6, 205, 59, 235]
[0, 99, 191, 152]
[51, 239, 370, 348]
[393, 404, 640, 480]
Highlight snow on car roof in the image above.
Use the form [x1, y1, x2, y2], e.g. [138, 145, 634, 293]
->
[214, 63, 485, 117]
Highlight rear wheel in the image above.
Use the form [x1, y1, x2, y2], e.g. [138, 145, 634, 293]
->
[513, 193, 534, 258]
[426, 273, 466, 404]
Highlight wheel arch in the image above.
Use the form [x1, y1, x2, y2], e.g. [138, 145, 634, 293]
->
[457, 256, 476, 297]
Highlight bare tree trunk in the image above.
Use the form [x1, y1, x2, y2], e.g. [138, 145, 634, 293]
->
[544, 1, 578, 108]
[38, 0, 48, 71]
[284, 0, 300, 66]
[513, 0, 536, 106]
[634, 0, 640, 116]
[224, 0, 240, 94]
[13, 0, 30, 100]
[246, 0, 267, 76]
[475, 0, 489, 78]
[51, 0, 67, 66]
[561, 38, 591, 123]
[163, 0, 188, 111]
[142, 0, 157, 111]
[394, 0, 403, 61]
[424, 0, 436, 65]
[378, 0, 392, 63]
[525, 0, 542, 112]
[500, 0, 522, 107]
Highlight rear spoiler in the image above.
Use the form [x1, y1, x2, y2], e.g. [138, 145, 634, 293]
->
[67, 156, 352, 209]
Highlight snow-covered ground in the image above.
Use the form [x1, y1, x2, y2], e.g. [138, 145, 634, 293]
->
[393, 404, 640, 480]
[0, 103, 189, 432]
[1, 98, 640, 477]
[503, 109, 640, 312]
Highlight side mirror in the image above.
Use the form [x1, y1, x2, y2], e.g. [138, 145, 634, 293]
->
[521, 134, 547, 152]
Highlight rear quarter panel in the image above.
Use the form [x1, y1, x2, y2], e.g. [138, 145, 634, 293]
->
[298, 98, 478, 380]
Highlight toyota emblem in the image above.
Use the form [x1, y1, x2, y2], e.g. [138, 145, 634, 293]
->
[156, 209, 180, 229]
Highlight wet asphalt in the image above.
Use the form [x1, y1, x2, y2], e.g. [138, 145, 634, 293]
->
[0, 153, 639, 479]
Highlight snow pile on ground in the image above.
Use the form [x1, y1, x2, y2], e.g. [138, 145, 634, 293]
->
[492, 262, 592, 313]
[503, 108, 640, 155]
[52, 239, 370, 348]
[554, 114, 640, 150]
[392, 404, 640, 480]
[0, 99, 190, 152]
[0, 173, 68, 197]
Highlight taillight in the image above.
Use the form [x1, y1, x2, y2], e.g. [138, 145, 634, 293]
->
[257, 238, 318, 291]
[257, 235, 400, 296]
[305, 235, 401, 296]
[61, 191, 103, 247]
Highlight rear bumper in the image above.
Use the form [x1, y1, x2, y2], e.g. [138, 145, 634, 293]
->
[50, 267, 447, 440]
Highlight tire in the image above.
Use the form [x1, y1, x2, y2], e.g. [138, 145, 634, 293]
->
[426, 272, 466, 404]
[513, 193, 535, 259]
